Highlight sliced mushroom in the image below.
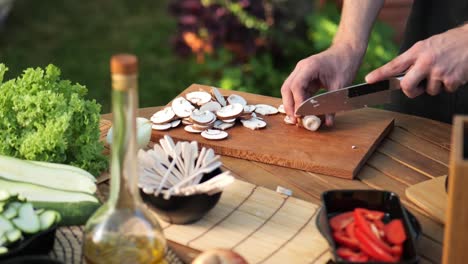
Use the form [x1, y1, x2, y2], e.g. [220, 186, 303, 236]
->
[171, 119, 181, 128]
[301, 115, 321, 131]
[241, 118, 267, 130]
[184, 125, 204, 133]
[243, 105, 256, 114]
[186, 91, 212, 106]
[199, 101, 222, 112]
[211, 87, 227, 107]
[216, 103, 243, 120]
[221, 118, 237, 123]
[283, 115, 295, 125]
[227, 94, 247, 106]
[278, 104, 286, 114]
[255, 104, 279, 115]
[172, 97, 195, 118]
[152, 123, 172, 131]
[201, 129, 228, 140]
[182, 117, 193, 125]
[239, 113, 254, 120]
[213, 120, 235, 130]
[192, 122, 214, 131]
[151, 107, 175, 124]
[190, 109, 216, 125]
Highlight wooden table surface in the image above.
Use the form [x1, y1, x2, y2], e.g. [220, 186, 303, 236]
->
[101, 107, 450, 264]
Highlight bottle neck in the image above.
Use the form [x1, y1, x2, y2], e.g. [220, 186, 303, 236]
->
[108, 74, 141, 209]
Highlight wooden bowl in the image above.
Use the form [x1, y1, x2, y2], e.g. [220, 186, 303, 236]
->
[140, 168, 223, 224]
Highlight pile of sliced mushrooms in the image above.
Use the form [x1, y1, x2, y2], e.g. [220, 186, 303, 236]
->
[150, 87, 321, 140]
[138, 135, 234, 199]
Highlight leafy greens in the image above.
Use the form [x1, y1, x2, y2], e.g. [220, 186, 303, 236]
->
[0, 64, 107, 176]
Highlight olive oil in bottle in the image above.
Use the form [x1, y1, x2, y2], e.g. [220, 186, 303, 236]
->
[83, 54, 167, 264]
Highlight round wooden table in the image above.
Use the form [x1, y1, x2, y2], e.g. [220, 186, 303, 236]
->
[100, 107, 449, 264]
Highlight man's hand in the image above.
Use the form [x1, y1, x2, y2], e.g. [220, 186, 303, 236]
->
[366, 24, 468, 97]
[281, 44, 362, 126]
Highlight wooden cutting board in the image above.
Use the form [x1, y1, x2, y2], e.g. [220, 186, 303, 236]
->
[158, 179, 330, 264]
[151, 84, 394, 179]
[406, 176, 447, 224]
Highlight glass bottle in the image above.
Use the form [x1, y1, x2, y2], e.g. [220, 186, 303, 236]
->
[83, 54, 167, 264]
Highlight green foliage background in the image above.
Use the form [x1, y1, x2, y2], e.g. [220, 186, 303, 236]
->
[0, 0, 398, 113]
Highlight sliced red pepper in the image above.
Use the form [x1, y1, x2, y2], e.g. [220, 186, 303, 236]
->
[355, 207, 385, 220]
[336, 247, 368, 262]
[354, 209, 393, 254]
[390, 244, 403, 258]
[355, 227, 397, 262]
[345, 221, 357, 240]
[349, 254, 369, 262]
[329, 212, 354, 231]
[384, 219, 407, 245]
[333, 231, 360, 249]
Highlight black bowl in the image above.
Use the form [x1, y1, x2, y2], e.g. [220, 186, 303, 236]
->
[317, 190, 420, 264]
[0, 225, 57, 261]
[140, 168, 223, 224]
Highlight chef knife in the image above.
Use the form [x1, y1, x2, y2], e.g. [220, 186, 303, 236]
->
[295, 76, 404, 116]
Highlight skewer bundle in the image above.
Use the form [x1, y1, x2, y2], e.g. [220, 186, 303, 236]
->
[138, 135, 234, 199]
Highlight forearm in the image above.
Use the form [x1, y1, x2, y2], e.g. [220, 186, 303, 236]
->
[333, 0, 384, 55]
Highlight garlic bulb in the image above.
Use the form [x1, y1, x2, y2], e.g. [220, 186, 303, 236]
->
[106, 117, 152, 149]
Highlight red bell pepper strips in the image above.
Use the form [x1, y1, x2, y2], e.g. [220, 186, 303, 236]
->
[333, 231, 360, 249]
[329, 212, 354, 231]
[336, 247, 369, 262]
[384, 219, 407, 245]
[355, 228, 398, 262]
[354, 208, 393, 254]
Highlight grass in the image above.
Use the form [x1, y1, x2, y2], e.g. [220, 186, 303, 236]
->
[0, 0, 196, 113]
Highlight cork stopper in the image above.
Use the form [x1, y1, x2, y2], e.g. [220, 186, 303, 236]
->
[110, 54, 138, 75]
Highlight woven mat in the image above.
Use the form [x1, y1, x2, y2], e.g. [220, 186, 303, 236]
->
[48, 226, 184, 264]
[159, 179, 332, 264]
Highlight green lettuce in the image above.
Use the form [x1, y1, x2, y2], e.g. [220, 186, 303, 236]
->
[0, 64, 107, 176]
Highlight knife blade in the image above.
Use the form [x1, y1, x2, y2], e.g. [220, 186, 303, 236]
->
[295, 76, 403, 116]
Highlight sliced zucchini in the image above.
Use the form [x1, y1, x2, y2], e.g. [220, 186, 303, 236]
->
[2, 206, 17, 220]
[0, 215, 14, 233]
[0, 203, 4, 213]
[5, 229, 21, 243]
[35, 208, 45, 215]
[0, 191, 10, 202]
[0, 235, 7, 247]
[0, 246, 7, 254]
[39, 210, 58, 230]
[30, 160, 97, 182]
[0, 178, 98, 203]
[12, 203, 40, 234]
[0, 155, 97, 194]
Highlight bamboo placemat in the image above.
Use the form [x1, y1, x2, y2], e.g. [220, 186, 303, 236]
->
[48, 226, 183, 264]
[158, 179, 330, 264]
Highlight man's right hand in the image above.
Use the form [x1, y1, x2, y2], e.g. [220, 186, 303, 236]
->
[280, 43, 363, 127]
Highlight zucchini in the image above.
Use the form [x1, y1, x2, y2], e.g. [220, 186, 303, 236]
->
[32, 201, 98, 226]
[0, 246, 7, 254]
[0, 178, 98, 203]
[0, 215, 14, 234]
[0, 191, 10, 202]
[30, 160, 97, 183]
[2, 206, 17, 220]
[39, 210, 58, 230]
[0, 178, 100, 226]
[5, 229, 21, 243]
[12, 203, 40, 234]
[0, 236, 6, 247]
[0, 155, 96, 194]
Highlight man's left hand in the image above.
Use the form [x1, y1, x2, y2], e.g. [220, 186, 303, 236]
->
[365, 24, 468, 98]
